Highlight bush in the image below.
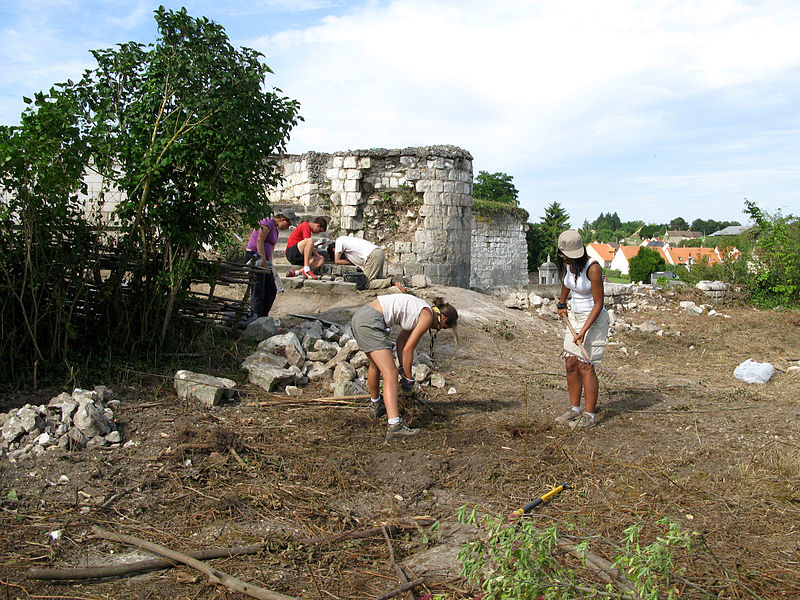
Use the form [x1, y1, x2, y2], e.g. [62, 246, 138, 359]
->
[629, 247, 666, 283]
[743, 200, 800, 308]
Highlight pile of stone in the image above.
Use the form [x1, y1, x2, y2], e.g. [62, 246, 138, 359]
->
[503, 291, 555, 317]
[1, 387, 121, 462]
[239, 316, 446, 397]
[695, 280, 732, 301]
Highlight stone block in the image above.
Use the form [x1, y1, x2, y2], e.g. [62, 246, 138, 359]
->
[333, 362, 356, 383]
[343, 156, 357, 168]
[258, 332, 304, 357]
[174, 370, 237, 408]
[246, 364, 297, 392]
[240, 316, 279, 342]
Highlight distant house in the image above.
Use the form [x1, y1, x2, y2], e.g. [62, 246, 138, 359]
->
[586, 243, 616, 268]
[709, 225, 750, 237]
[664, 246, 722, 268]
[611, 244, 741, 275]
[663, 230, 703, 244]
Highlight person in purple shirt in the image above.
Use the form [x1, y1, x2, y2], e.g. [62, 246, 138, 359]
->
[244, 210, 296, 317]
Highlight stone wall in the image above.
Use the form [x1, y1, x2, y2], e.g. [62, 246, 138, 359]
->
[269, 146, 475, 288]
[470, 214, 528, 291]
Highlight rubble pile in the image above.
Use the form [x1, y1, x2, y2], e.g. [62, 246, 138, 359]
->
[239, 316, 445, 397]
[0, 387, 121, 462]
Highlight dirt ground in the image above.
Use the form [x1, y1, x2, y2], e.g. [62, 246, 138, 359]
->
[1, 283, 799, 600]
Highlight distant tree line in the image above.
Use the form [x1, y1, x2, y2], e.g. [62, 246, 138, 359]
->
[477, 172, 797, 308]
[577, 213, 742, 244]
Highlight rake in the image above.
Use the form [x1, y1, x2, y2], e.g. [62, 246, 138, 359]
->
[554, 294, 619, 382]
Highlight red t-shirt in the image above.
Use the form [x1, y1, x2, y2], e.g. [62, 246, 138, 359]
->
[286, 221, 311, 249]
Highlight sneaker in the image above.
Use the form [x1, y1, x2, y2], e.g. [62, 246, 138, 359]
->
[303, 269, 319, 280]
[369, 396, 386, 419]
[569, 413, 596, 429]
[554, 408, 582, 423]
[386, 420, 421, 440]
[286, 269, 298, 277]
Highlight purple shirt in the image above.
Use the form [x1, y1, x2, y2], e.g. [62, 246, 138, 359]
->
[246, 218, 279, 261]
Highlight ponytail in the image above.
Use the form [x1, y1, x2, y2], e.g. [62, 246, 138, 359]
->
[432, 297, 458, 328]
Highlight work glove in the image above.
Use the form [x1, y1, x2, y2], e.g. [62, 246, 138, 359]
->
[400, 376, 416, 394]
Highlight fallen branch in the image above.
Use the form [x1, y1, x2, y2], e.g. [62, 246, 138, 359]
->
[92, 527, 298, 600]
[26, 545, 260, 580]
[373, 578, 425, 600]
[382, 525, 417, 600]
[29, 520, 435, 582]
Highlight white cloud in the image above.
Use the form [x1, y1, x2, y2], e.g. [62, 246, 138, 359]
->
[2, 0, 799, 223]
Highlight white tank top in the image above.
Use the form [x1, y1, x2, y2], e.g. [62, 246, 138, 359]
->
[564, 258, 604, 314]
[377, 294, 432, 331]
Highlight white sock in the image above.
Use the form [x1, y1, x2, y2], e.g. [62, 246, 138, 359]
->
[303, 265, 311, 273]
[371, 396, 381, 404]
[570, 406, 581, 413]
[388, 417, 400, 426]
[584, 411, 596, 420]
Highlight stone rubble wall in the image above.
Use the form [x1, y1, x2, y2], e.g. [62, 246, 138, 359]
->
[470, 214, 528, 291]
[269, 146, 475, 288]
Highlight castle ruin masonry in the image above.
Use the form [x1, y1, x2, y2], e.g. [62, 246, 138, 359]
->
[269, 145, 528, 290]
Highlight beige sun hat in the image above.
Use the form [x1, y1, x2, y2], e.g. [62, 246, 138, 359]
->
[557, 230, 585, 259]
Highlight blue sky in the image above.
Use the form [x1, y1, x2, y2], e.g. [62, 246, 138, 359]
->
[2, 0, 798, 227]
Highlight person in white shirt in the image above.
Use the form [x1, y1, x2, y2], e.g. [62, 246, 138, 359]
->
[553, 230, 609, 429]
[329, 236, 393, 289]
[351, 293, 458, 440]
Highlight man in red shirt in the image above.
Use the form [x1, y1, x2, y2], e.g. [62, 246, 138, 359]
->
[285, 216, 328, 279]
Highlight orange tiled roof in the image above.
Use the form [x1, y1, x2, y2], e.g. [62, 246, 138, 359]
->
[667, 247, 721, 265]
[616, 245, 670, 262]
[587, 243, 616, 262]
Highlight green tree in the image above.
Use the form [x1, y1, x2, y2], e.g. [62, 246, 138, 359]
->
[629, 247, 667, 283]
[526, 222, 549, 270]
[540, 201, 570, 258]
[473, 171, 519, 205]
[669, 217, 689, 231]
[76, 6, 301, 344]
[640, 223, 664, 239]
[0, 6, 301, 384]
[0, 87, 95, 382]
[743, 200, 800, 307]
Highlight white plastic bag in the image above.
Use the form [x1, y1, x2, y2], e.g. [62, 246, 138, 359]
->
[733, 359, 774, 384]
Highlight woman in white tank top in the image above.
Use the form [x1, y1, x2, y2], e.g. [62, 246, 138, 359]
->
[351, 293, 458, 441]
[554, 230, 609, 429]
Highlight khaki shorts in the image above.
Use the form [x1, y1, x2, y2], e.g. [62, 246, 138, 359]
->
[351, 305, 392, 353]
[563, 309, 609, 363]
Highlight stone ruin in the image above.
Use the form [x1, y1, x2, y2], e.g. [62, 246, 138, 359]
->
[268, 146, 528, 291]
[175, 315, 454, 407]
[1, 387, 122, 463]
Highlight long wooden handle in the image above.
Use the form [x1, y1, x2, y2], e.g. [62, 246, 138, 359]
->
[554, 293, 592, 361]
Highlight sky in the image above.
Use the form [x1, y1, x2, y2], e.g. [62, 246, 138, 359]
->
[2, 0, 799, 227]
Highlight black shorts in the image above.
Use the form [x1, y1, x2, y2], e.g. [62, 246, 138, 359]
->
[286, 244, 303, 265]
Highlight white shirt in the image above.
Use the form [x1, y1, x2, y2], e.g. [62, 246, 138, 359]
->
[334, 236, 378, 267]
[564, 258, 605, 314]
[377, 294, 432, 331]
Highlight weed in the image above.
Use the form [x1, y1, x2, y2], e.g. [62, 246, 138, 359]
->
[454, 506, 694, 600]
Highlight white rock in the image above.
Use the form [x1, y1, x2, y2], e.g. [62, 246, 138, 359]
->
[430, 373, 446, 388]
[447, 387, 457, 395]
[174, 370, 237, 408]
[333, 362, 356, 384]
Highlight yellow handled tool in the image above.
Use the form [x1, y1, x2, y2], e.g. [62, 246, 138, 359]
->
[511, 483, 571, 516]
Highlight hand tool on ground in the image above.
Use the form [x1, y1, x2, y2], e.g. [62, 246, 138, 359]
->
[511, 482, 572, 516]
